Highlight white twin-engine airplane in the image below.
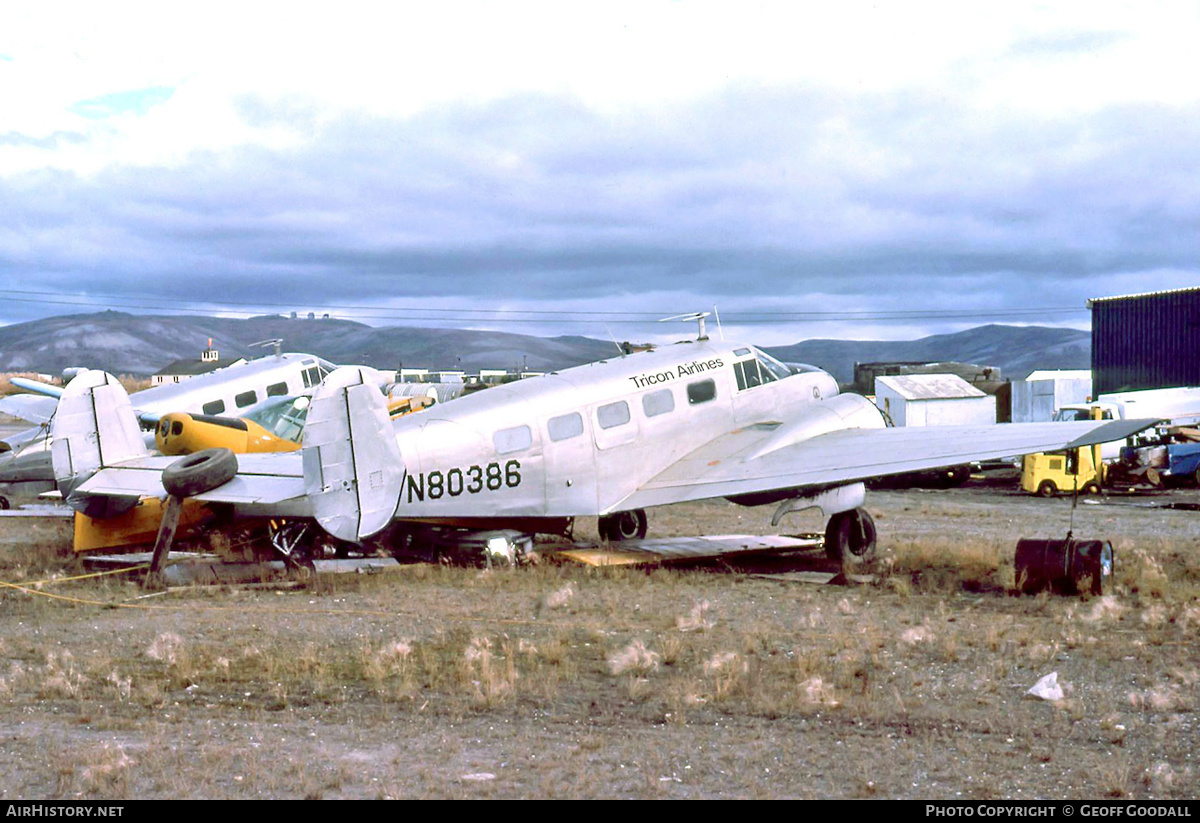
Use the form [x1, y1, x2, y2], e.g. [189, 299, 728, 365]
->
[0, 350, 387, 507]
[50, 336, 1151, 566]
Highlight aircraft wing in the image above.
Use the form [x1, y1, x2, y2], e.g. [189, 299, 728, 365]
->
[74, 452, 306, 505]
[615, 418, 1157, 511]
[0, 394, 58, 425]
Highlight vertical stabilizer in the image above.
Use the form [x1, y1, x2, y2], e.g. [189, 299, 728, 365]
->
[302, 367, 403, 542]
[50, 370, 148, 515]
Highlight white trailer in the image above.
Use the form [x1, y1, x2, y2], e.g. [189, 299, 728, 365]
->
[1011, 370, 1092, 423]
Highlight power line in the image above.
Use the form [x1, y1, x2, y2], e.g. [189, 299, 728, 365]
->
[0, 288, 1089, 325]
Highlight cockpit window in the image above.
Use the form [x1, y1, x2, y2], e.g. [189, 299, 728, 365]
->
[735, 359, 763, 391]
[735, 350, 792, 391]
[243, 396, 310, 442]
[756, 350, 792, 381]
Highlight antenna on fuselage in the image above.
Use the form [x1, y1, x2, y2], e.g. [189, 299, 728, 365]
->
[602, 323, 625, 357]
[250, 338, 284, 359]
[659, 312, 710, 342]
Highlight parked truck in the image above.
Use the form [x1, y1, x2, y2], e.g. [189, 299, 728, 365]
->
[1050, 387, 1200, 461]
[1022, 440, 1105, 497]
[1119, 425, 1200, 487]
[1023, 410, 1200, 497]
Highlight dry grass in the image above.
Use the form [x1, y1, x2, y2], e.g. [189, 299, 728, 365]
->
[0, 491, 1198, 797]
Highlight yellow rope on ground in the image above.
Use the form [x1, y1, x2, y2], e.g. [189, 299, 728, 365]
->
[14, 564, 150, 587]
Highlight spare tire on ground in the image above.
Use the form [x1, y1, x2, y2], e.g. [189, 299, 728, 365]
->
[162, 448, 238, 498]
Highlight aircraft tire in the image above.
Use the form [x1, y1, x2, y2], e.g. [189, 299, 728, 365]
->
[823, 508, 877, 567]
[162, 448, 238, 498]
[598, 509, 648, 541]
[1036, 480, 1057, 498]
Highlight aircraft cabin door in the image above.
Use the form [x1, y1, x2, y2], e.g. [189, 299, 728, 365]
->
[541, 410, 598, 516]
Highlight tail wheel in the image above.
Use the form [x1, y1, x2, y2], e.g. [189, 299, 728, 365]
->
[598, 509, 648, 542]
[1036, 480, 1057, 498]
[824, 508, 877, 567]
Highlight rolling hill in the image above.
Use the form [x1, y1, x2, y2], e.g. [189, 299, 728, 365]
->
[0, 311, 1090, 383]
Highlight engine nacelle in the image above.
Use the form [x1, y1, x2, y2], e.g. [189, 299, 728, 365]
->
[746, 392, 886, 461]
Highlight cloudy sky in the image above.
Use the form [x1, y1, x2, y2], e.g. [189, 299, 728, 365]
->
[1, 2, 1197, 345]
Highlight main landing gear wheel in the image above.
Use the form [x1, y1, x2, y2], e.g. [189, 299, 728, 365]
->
[824, 508, 877, 568]
[161, 448, 238, 498]
[598, 509, 648, 541]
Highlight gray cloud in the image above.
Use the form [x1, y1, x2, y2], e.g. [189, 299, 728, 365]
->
[1, 83, 1196, 342]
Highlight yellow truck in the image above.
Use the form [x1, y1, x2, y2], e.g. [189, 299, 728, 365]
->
[1022, 405, 1106, 497]
[1021, 442, 1104, 497]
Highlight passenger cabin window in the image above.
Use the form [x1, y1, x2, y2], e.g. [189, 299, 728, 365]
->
[235, 390, 258, 408]
[494, 425, 533, 455]
[202, 400, 225, 415]
[548, 412, 584, 442]
[687, 379, 717, 405]
[642, 388, 675, 418]
[267, 382, 288, 397]
[597, 400, 631, 429]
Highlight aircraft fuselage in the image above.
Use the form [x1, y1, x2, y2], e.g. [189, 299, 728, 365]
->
[385, 340, 845, 520]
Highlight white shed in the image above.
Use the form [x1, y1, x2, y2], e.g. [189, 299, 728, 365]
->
[1010, 370, 1092, 423]
[875, 374, 995, 427]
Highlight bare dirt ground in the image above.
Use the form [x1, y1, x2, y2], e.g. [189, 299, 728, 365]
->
[0, 478, 1197, 799]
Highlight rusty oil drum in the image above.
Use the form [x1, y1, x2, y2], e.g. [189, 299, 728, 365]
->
[1015, 538, 1114, 596]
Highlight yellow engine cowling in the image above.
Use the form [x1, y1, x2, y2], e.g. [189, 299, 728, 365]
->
[74, 496, 215, 553]
[388, 394, 435, 418]
[155, 412, 301, 455]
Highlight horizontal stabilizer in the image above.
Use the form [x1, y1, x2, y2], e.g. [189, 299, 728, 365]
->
[0, 394, 58, 426]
